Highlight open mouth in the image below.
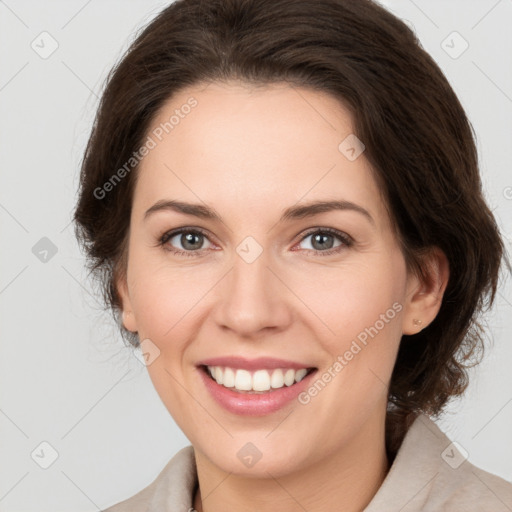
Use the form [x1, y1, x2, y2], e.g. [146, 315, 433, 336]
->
[200, 364, 317, 394]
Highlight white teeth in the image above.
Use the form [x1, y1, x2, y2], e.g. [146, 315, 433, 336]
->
[223, 367, 236, 388]
[234, 369, 252, 390]
[295, 368, 308, 382]
[205, 366, 311, 392]
[270, 368, 284, 388]
[253, 370, 271, 391]
[284, 369, 295, 386]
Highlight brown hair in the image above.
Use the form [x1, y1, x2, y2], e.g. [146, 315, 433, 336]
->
[73, 0, 510, 457]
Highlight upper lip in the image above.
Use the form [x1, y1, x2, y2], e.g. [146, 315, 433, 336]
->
[198, 356, 316, 371]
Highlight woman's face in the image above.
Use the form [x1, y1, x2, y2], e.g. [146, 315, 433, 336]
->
[118, 81, 423, 477]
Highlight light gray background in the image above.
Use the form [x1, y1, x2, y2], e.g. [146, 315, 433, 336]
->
[0, 0, 511, 510]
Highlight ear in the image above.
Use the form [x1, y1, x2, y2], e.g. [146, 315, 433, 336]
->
[401, 247, 449, 335]
[116, 274, 138, 333]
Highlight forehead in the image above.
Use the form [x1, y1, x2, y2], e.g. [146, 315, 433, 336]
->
[133, 81, 386, 226]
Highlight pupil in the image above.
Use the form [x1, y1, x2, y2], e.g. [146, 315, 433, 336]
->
[182, 232, 202, 250]
[178, 232, 334, 251]
[313, 233, 334, 250]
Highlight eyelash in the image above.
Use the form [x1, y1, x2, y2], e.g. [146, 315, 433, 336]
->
[157, 227, 353, 258]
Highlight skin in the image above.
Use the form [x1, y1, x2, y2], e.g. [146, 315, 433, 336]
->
[117, 81, 449, 512]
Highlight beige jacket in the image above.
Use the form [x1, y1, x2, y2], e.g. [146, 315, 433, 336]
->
[102, 414, 512, 511]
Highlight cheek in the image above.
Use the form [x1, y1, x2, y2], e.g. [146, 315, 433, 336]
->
[290, 254, 406, 397]
[291, 255, 406, 343]
[128, 257, 214, 340]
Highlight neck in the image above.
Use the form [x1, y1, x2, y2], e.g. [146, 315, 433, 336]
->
[192, 411, 390, 512]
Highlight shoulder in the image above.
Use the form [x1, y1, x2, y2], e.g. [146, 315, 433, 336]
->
[101, 445, 197, 512]
[365, 413, 512, 511]
[437, 460, 512, 510]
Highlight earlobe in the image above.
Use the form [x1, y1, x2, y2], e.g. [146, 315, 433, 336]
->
[122, 310, 138, 332]
[117, 276, 138, 332]
[402, 247, 449, 335]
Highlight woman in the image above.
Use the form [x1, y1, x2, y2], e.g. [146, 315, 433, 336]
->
[73, 0, 512, 510]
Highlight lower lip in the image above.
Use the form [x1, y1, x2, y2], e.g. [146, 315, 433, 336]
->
[198, 366, 317, 416]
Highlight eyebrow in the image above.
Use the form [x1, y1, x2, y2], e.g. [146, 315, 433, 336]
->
[144, 199, 375, 226]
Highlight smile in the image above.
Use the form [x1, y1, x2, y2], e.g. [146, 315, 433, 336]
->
[198, 364, 318, 416]
[204, 365, 314, 393]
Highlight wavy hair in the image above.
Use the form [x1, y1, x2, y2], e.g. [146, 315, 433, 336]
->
[73, 0, 510, 457]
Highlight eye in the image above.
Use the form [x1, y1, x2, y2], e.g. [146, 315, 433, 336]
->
[295, 228, 353, 256]
[158, 226, 353, 258]
[159, 228, 214, 257]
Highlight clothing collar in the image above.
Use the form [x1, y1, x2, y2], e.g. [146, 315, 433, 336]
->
[140, 413, 511, 511]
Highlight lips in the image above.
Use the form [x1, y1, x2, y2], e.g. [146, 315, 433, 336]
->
[197, 355, 315, 371]
[196, 356, 318, 415]
[203, 366, 313, 392]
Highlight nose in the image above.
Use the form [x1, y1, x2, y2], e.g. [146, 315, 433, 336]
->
[212, 250, 293, 338]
